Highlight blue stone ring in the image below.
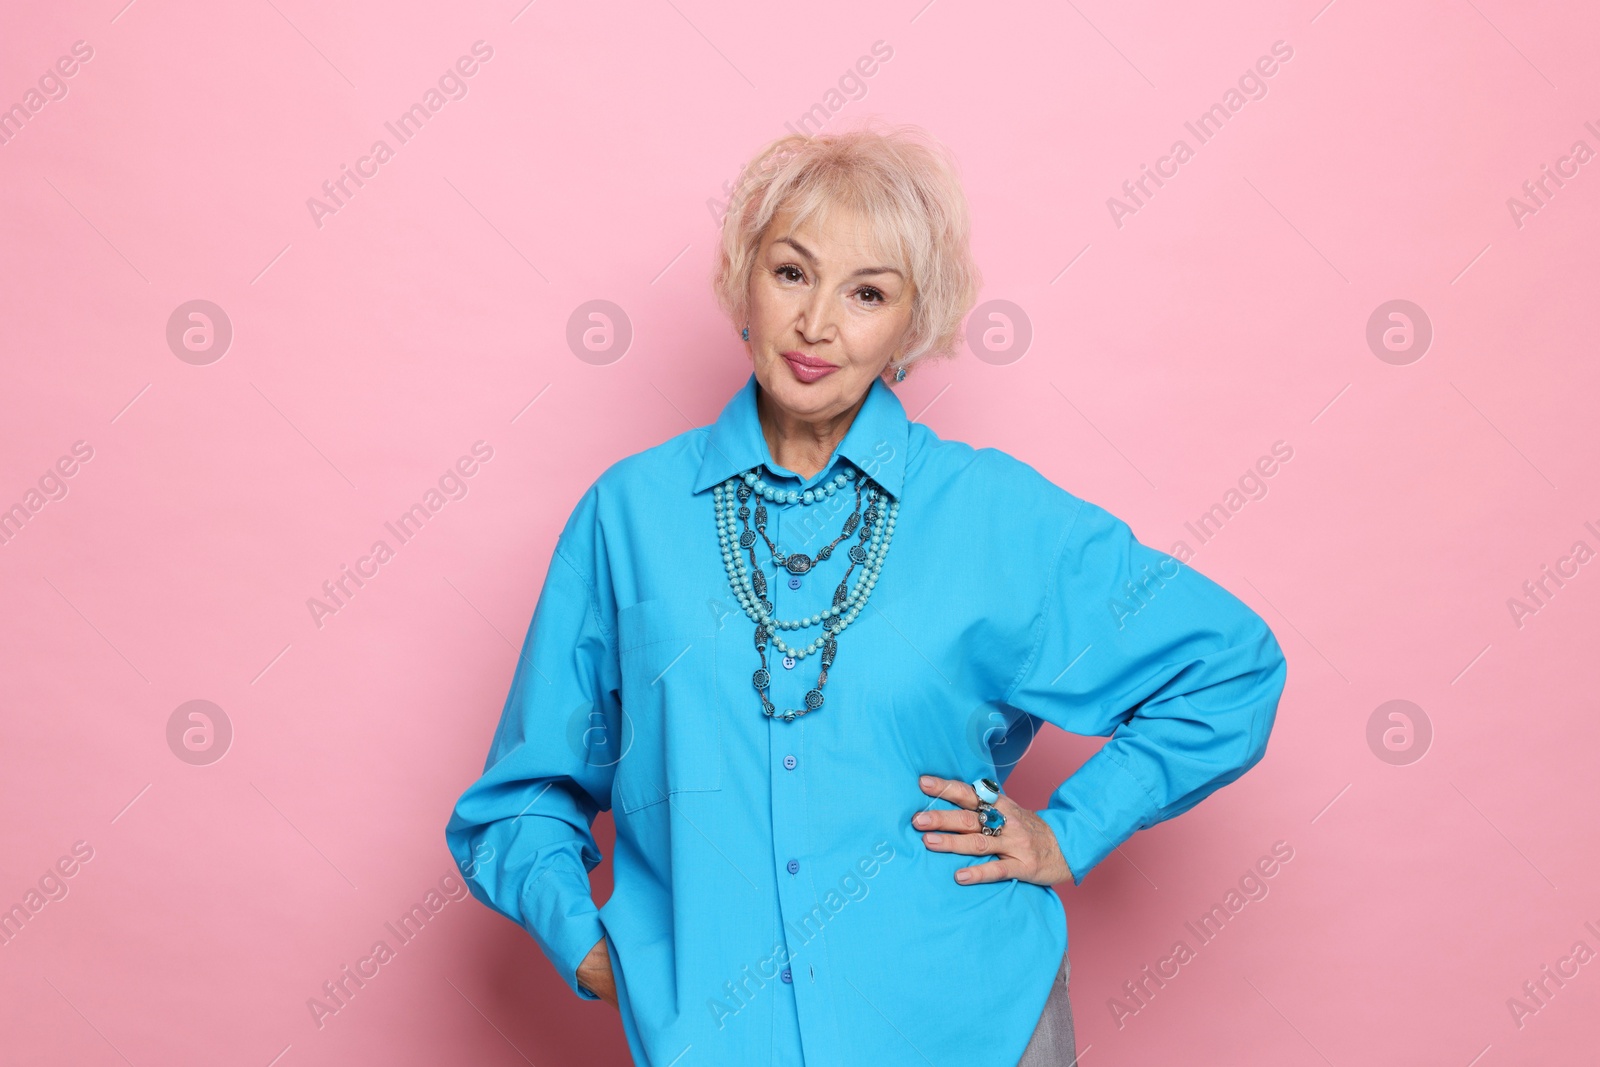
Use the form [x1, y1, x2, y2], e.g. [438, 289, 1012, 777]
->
[976, 800, 1005, 836]
[971, 777, 1001, 805]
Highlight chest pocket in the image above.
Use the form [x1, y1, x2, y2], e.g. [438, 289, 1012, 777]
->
[614, 597, 725, 814]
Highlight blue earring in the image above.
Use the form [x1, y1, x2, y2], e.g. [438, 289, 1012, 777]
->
[893, 364, 907, 382]
[742, 326, 749, 341]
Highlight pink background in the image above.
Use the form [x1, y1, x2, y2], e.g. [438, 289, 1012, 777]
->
[3, 1, 1598, 1063]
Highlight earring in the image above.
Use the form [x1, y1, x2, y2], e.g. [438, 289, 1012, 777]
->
[893, 364, 907, 382]
[741, 324, 749, 341]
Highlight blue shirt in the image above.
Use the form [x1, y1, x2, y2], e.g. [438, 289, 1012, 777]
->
[445, 371, 1287, 1066]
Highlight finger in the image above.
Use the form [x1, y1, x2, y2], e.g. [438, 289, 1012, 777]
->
[918, 774, 980, 809]
[921, 829, 1001, 856]
[993, 792, 1025, 817]
[911, 808, 981, 834]
[955, 859, 1014, 885]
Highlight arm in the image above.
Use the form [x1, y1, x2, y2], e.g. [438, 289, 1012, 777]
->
[1001, 498, 1288, 886]
[444, 494, 621, 1000]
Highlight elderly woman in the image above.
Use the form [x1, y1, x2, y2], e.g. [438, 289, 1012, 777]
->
[446, 123, 1287, 1066]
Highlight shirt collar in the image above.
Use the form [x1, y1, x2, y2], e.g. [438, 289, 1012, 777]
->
[692, 371, 910, 500]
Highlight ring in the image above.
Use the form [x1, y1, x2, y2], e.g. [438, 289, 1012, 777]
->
[971, 777, 1001, 805]
[976, 799, 1005, 836]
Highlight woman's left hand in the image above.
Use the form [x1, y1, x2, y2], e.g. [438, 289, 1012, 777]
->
[914, 775, 1075, 886]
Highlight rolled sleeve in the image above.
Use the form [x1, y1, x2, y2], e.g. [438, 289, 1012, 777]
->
[445, 492, 621, 1000]
[1002, 498, 1288, 885]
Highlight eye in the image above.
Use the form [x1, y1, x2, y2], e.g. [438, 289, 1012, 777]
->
[775, 265, 804, 283]
[858, 287, 886, 305]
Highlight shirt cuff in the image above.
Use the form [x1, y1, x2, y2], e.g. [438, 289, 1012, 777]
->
[1034, 747, 1158, 886]
[520, 867, 607, 1001]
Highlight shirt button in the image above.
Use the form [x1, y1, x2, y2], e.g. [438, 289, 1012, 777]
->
[788, 576, 802, 589]
[781, 967, 793, 983]
[783, 754, 797, 770]
[782, 655, 796, 670]
[786, 859, 799, 874]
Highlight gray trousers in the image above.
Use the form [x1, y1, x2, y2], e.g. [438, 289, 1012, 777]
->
[1016, 947, 1076, 1066]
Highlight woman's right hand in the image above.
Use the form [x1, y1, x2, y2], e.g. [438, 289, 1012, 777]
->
[576, 936, 618, 1008]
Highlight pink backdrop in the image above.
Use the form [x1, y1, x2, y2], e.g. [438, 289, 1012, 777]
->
[4, 1, 1597, 1063]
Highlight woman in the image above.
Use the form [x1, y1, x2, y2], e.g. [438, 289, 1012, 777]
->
[446, 123, 1288, 1066]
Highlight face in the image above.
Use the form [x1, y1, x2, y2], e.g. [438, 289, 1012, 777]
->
[744, 203, 915, 422]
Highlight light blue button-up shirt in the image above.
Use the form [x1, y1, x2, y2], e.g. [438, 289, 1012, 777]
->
[445, 372, 1287, 1066]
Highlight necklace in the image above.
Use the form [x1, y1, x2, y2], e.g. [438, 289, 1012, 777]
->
[751, 470, 865, 575]
[714, 466, 899, 721]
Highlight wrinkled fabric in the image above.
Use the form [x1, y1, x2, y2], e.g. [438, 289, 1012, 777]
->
[446, 372, 1287, 1066]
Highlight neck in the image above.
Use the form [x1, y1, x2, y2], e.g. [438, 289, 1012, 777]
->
[756, 382, 869, 481]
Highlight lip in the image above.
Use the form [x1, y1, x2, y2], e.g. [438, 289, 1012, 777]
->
[780, 351, 839, 383]
[781, 350, 833, 368]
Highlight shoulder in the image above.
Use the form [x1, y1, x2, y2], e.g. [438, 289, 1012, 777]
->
[590, 424, 706, 499]
[908, 424, 1089, 531]
[552, 424, 706, 559]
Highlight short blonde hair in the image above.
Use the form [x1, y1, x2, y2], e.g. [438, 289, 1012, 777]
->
[712, 120, 982, 376]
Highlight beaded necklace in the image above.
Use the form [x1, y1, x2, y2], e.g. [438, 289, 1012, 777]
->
[714, 464, 899, 721]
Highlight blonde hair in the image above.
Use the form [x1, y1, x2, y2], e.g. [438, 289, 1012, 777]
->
[712, 120, 981, 378]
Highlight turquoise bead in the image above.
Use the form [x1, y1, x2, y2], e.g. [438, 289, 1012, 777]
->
[712, 477, 899, 683]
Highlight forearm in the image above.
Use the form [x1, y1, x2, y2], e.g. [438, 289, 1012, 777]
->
[1037, 623, 1286, 884]
[446, 776, 609, 999]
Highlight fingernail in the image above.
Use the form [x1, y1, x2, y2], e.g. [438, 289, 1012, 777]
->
[919, 775, 933, 786]
[955, 869, 970, 883]
[925, 833, 943, 844]
[913, 813, 929, 827]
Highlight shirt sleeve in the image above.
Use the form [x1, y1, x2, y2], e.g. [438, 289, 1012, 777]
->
[1001, 497, 1288, 886]
[444, 490, 621, 1000]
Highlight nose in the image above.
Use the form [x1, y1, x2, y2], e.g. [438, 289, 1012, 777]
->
[796, 288, 837, 344]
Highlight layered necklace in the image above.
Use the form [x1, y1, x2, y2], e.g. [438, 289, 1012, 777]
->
[713, 464, 899, 721]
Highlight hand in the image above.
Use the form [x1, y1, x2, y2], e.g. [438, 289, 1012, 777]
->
[914, 775, 1075, 886]
[575, 936, 618, 1008]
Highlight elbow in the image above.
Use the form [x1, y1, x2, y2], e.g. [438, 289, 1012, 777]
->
[1241, 628, 1288, 772]
[444, 813, 492, 888]
[1209, 622, 1286, 781]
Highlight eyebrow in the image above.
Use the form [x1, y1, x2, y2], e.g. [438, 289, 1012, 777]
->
[775, 237, 903, 279]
